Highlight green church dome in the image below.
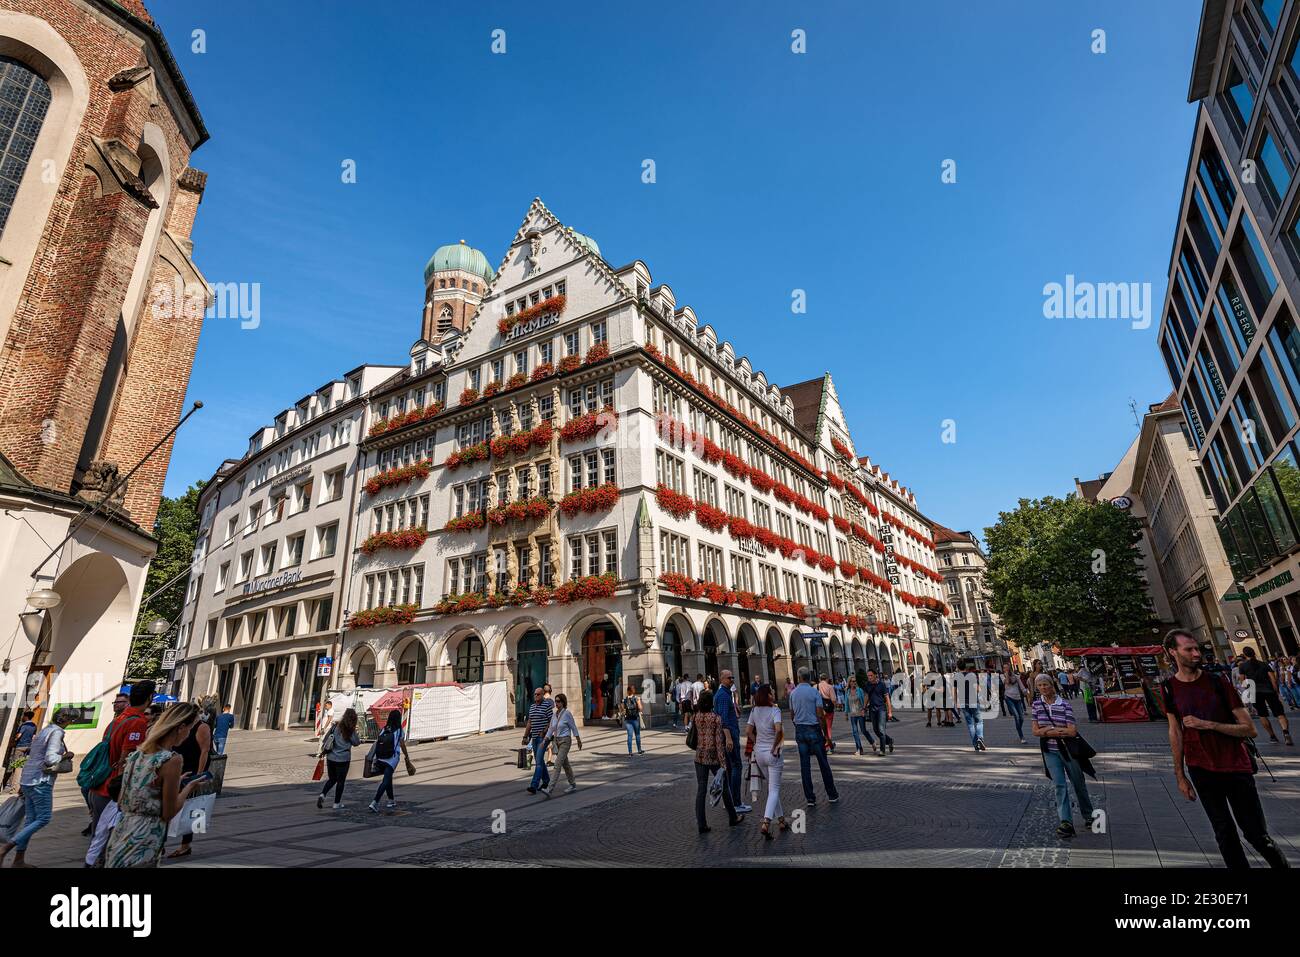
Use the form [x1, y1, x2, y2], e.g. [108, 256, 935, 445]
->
[424, 240, 494, 285]
[570, 230, 600, 257]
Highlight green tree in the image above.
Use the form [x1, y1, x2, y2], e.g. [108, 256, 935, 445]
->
[127, 480, 206, 679]
[983, 494, 1157, 650]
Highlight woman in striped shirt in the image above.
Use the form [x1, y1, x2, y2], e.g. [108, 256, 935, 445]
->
[1032, 674, 1096, 838]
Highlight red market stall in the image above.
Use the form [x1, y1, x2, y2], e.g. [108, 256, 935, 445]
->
[1061, 645, 1167, 722]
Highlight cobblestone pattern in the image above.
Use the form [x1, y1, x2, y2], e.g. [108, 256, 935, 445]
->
[392, 778, 1033, 867]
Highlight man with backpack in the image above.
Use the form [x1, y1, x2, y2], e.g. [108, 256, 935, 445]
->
[1161, 630, 1289, 870]
[86, 681, 153, 840]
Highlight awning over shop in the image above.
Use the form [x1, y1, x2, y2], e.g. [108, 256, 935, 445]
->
[1060, 645, 1163, 657]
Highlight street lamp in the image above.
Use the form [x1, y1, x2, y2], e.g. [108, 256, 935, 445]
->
[26, 588, 61, 610]
[147, 618, 170, 636]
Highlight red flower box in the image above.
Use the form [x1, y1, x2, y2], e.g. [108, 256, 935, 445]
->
[507, 372, 528, 390]
[530, 362, 555, 382]
[694, 501, 728, 532]
[584, 342, 610, 364]
[655, 484, 696, 519]
[557, 355, 582, 374]
[445, 441, 489, 471]
[443, 513, 486, 533]
[482, 381, 502, 399]
[553, 571, 617, 604]
[560, 408, 618, 444]
[497, 294, 566, 337]
[459, 387, 479, 406]
[348, 604, 417, 630]
[364, 459, 432, 496]
[360, 527, 429, 555]
[558, 482, 619, 518]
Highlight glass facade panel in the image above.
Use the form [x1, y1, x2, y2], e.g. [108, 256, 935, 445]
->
[1256, 467, 1298, 552]
[1241, 488, 1279, 561]
[1259, 129, 1292, 205]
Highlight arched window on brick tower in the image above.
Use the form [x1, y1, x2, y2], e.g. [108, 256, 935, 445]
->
[0, 55, 52, 237]
[75, 136, 168, 485]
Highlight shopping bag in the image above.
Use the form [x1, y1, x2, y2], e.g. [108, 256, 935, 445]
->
[311, 758, 325, 782]
[0, 795, 24, 842]
[362, 756, 381, 778]
[166, 792, 215, 839]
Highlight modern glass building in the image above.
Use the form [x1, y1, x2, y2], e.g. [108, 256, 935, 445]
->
[1160, 0, 1300, 655]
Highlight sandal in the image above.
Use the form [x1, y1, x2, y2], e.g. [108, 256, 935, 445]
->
[778, 817, 789, 832]
[760, 819, 772, 839]
[166, 846, 192, 859]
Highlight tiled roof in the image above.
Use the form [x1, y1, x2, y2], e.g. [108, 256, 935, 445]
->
[931, 523, 970, 545]
[781, 376, 826, 437]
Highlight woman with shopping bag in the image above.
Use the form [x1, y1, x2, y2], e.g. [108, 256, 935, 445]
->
[105, 703, 209, 868]
[366, 709, 414, 813]
[316, 708, 361, 809]
[165, 702, 212, 859]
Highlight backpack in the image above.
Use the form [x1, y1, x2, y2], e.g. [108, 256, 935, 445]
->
[375, 728, 396, 760]
[76, 714, 123, 790]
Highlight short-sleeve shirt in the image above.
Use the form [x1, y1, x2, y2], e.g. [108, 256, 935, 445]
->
[1237, 659, 1273, 696]
[863, 681, 889, 713]
[527, 700, 553, 738]
[747, 705, 782, 753]
[14, 721, 36, 748]
[789, 683, 822, 726]
[94, 706, 148, 797]
[1031, 696, 1075, 751]
[1163, 672, 1251, 774]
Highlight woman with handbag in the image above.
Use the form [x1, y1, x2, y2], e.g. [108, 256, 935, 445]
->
[1031, 673, 1097, 839]
[691, 690, 742, 833]
[621, 684, 644, 755]
[0, 707, 77, 867]
[105, 704, 208, 868]
[316, 708, 361, 809]
[367, 709, 413, 813]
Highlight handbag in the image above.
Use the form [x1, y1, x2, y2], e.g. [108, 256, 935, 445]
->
[311, 758, 325, 782]
[51, 755, 74, 775]
[362, 755, 382, 778]
[685, 722, 698, 751]
[166, 792, 216, 839]
[0, 795, 24, 842]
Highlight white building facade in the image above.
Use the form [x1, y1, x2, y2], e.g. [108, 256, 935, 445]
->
[173, 364, 400, 730]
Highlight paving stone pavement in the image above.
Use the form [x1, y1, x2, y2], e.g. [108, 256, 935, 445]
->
[11, 700, 1300, 868]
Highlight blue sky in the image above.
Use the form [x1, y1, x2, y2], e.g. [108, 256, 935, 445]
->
[152, 0, 1201, 540]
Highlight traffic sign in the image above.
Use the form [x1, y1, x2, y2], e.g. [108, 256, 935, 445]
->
[802, 631, 829, 640]
[161, 649, 177, 670]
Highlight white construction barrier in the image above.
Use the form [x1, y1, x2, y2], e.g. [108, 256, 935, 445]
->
[326, 681, 509, 742]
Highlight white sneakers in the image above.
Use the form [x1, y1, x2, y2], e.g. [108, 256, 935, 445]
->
[333, 803, 345, 810]
[735, 803, 753, 813]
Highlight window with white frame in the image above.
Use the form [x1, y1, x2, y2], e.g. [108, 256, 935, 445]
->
[656, 449, 685, 492]
[699, 543, 724, 585]
[660, 530, 690, 576]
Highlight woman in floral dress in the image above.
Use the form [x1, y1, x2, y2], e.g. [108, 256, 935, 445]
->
[106, 703, 206, 868]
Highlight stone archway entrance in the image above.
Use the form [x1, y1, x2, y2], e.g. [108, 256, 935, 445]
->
[580, 621, 622, 723]
[515, 629, 548, 725]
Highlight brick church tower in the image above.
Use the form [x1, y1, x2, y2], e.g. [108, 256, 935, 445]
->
[0, 0, 212, 751]
[421, 239, 494, 342]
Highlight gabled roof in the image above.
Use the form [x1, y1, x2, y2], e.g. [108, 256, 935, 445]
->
[932, 523, 972, 546]
[782, 375, 827, 437]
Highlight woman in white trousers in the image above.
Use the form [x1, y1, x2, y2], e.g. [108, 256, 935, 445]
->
[745, 684, 786, 838]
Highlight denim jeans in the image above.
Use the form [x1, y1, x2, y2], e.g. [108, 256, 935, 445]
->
[1043, 748, 1094, 825]
[214, 734, 228, 755]
[848, 715, 874, 752]
[372, 761, 395, 803]
[725, 734, 742, 804]
[1005, 697, 1025, 739]
[962, 707, 984, 746]
[13, 781, 53, 851]
[529, 735, 550, 790]
[625, 719, 642, 753]
[870, 708, 892, 749]
[794, 724, 838, 803]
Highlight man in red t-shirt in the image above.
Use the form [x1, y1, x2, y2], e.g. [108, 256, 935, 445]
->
[1162, 631, 1288, 870]
[88, 680, 154, 832]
